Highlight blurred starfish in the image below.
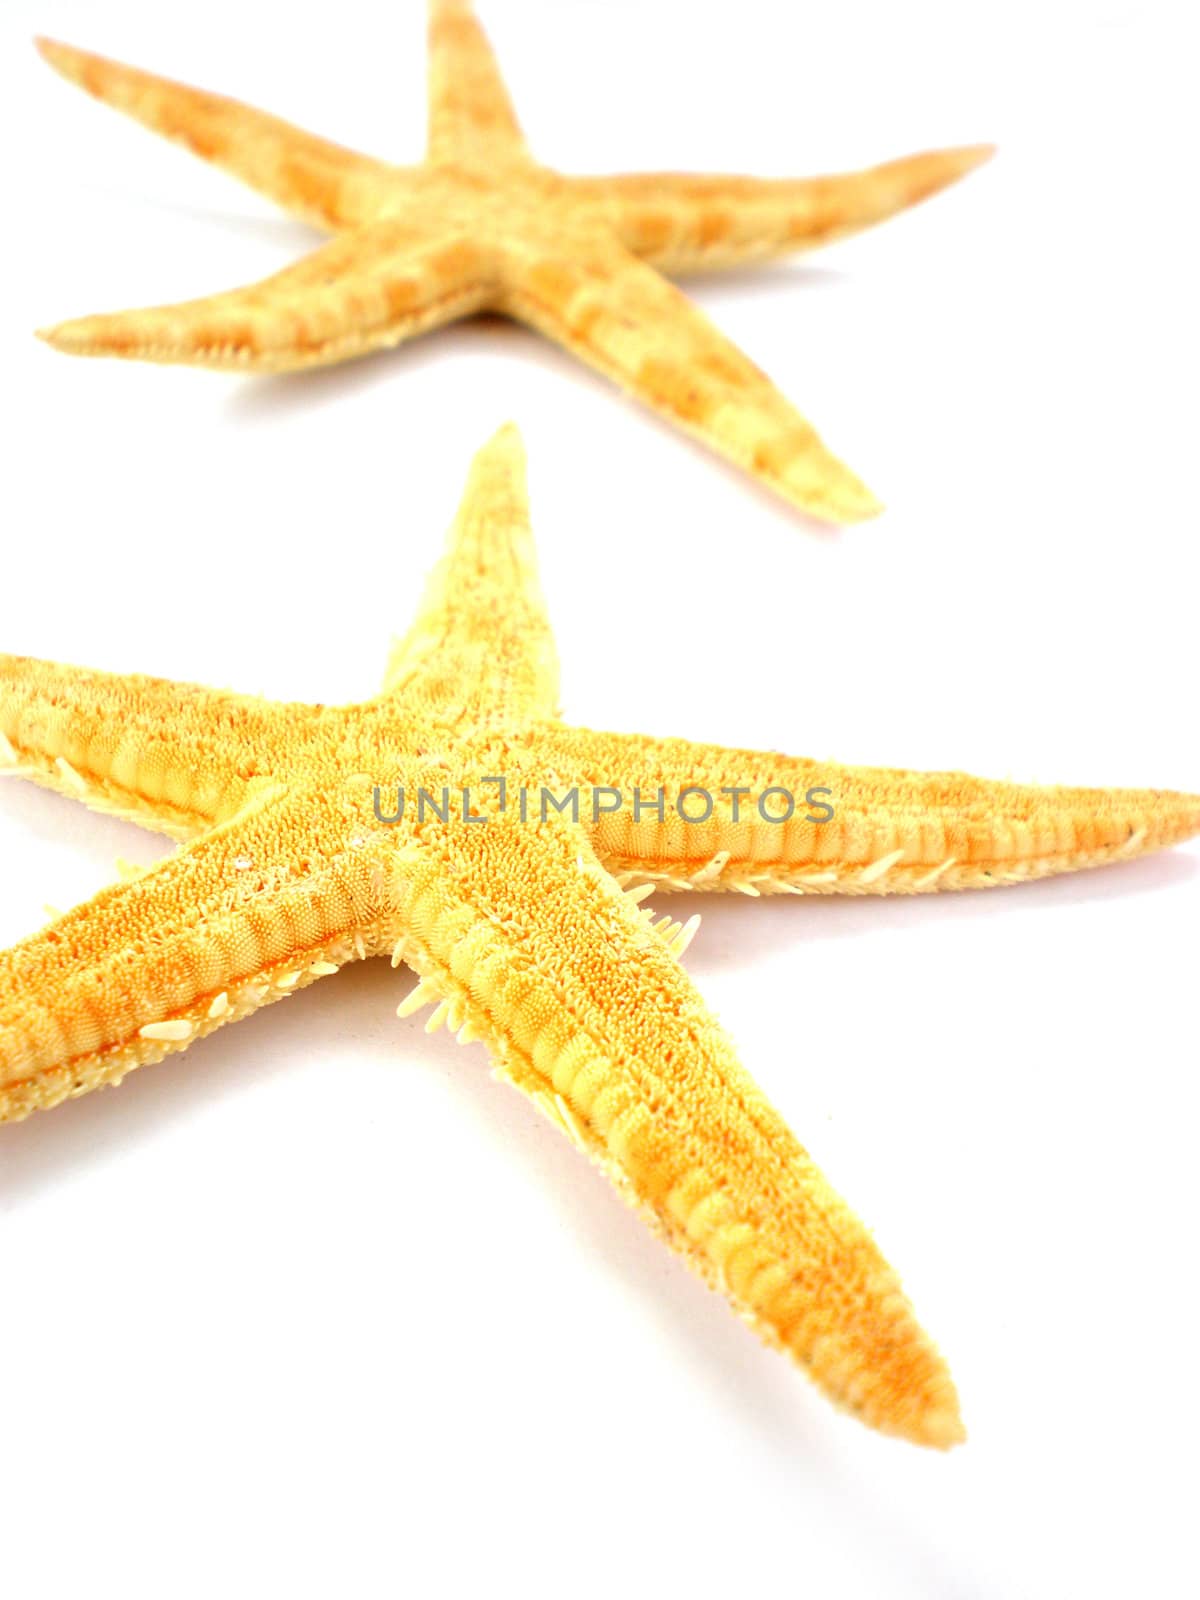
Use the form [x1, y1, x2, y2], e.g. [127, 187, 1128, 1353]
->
[35, 0, 992, 522]
[3, 426, 1197, 1446]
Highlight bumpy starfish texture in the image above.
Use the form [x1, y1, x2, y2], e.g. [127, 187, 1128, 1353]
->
[3, 429, 1198, 1448]
[35, 0, 992, 523]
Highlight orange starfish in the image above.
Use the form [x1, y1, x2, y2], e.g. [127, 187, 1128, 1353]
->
[3, 426, 1197, 1447]
[34, 0, 992, 523]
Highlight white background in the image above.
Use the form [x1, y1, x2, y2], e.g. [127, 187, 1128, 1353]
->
[2, 2, 1197, 1595]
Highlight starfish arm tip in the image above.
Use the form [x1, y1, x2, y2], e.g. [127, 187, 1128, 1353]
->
[924, 142, 997, 193]
[468, 419, 531, 487]
[914, 1397, 967, 1451]
[487, 418, 525, 456]
[913, 140, 998, 199]
[34, 320, 85, 356]
[857, 1328, 965, 1449]
[784, 469, 884, 526]
[908, 140, 997, 182]
[33, 36, 84, 80]
[833, 484, 885, 525]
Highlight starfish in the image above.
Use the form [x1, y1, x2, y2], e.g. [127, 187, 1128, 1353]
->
[34, 0, 993, 524]
[3, 426, 1198, 1449]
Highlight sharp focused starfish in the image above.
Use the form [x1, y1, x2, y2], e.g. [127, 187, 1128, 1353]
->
[35, 0, 992, 523]
[3, 426, 1198, 1446]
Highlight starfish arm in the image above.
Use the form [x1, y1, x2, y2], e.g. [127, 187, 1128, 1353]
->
[499, 228, 880, 524]
[35, 38, 402, 231]
[0, 783, 388, 1123]
[426, 0, 528, 169]
[380, 425, 559, 727]
[567, 146, 994, 273]
[0, 653, 300, 839]
[388, 810, 962, 1447]
[37, 220, 494, 371]
[535, 726, 1200, 894]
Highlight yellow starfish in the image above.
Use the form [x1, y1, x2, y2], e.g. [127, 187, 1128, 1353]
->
[34, 0, 992, 523]
[3, 425, 1198, 1447]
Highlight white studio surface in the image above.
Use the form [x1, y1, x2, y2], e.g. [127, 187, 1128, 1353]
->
[1, 2, 1196, 1596]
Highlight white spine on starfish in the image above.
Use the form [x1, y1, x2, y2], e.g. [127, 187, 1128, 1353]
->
[531, 1087, 590, 1153]
[670, 914, 702, 960]
[139, 1019, 194, 1042]
[396, 977, 443, 1019]
[913, 858, 957, 889]
[425, 999, 453, 1033]
[645, 911, 702, 961]
[53, 756, 89, 796]
[689, 850, 731, 887]
[858, 848, 908, 886]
